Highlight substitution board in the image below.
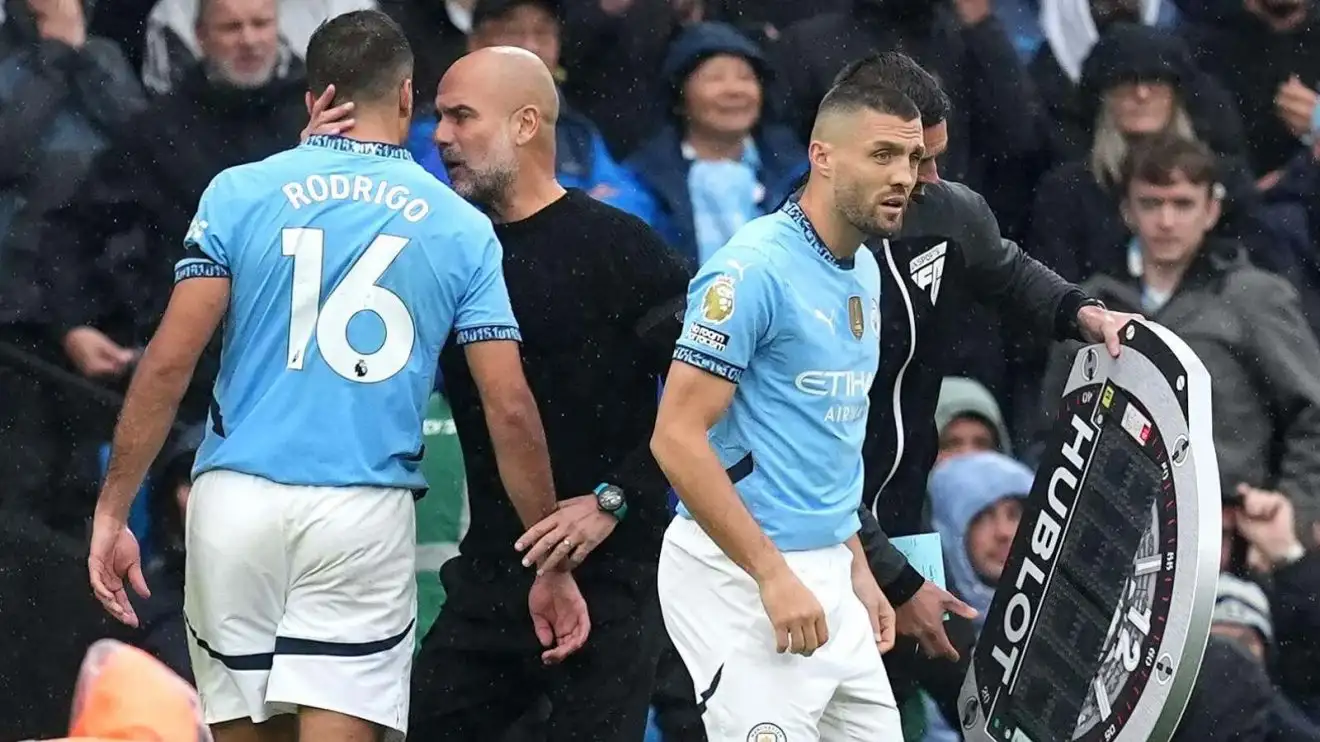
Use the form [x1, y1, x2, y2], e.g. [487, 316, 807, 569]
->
[958, 319, 1220, 742]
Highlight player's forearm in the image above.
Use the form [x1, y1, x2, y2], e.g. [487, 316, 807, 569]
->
[845, 534, 866, 572]
[651, 425, 787, 584]
[484, 389, 558, 528]
[97, 353, 191, 522]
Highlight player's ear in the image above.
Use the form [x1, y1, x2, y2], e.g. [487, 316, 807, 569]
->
[808, 140, 832, 179]
[304, 91, 316, 117]
[399, 78, 414, 121]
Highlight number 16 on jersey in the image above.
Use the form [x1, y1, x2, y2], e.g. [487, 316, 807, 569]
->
[282, 227, 417, 384]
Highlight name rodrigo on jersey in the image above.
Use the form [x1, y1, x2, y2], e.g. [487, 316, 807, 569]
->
[281, 174, 431, 223]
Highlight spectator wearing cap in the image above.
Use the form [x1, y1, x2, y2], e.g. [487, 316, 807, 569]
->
[140, 0, 374, 96]
[1209, 573, 1320, 739]
[623, 21, 805, 269]
[406, 0, 651, 216]
[1027, 23, 1279, 287]
[1214, 573, 1274, 661]
[933, 376, 1012, 465]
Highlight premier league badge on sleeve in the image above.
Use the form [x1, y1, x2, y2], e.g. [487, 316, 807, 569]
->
[958, 319, 1220, 742]
[701, 275, 737, 325]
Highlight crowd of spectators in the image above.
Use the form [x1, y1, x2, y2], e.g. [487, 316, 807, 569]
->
[3, 0, 1320, 739]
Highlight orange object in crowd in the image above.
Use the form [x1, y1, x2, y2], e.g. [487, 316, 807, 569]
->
[22, 638, 211, 742]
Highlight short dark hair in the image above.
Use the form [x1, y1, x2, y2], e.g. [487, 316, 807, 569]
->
[831, 52, 951, 126]
[306, 10, 414, 105]
[817, 80, 921, 124]
[1120, 135, 1219, 195]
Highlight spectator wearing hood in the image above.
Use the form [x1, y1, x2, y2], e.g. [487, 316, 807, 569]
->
[919, 451, 1034, 741]
[1026, 23, 1275, 286]
[0, 0, 145, 531]
[624, 21, 805, 268]
[408, 0, 649, 216]
[38, 0, 309, 448]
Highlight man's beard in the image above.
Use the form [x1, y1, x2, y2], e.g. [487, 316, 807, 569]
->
[208, 58, 277, 90]
[451, 164, 517, 211]
[835, 180, 902, 238]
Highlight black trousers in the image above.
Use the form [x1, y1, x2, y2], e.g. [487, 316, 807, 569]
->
[410, 570, 663, 741]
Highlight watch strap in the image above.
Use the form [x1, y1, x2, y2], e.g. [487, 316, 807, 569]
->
[594, 483, 627, 521]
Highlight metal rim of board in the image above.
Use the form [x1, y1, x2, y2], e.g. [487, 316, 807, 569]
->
[956, 319, 1221, 742]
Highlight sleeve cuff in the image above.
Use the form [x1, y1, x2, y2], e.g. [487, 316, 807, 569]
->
[455, 325, 522, 345]
[883, 563, 927, 608]
[673, 345, 744, 383]
[174, 259, 230, 282]
[1055, 289, 1096, 340]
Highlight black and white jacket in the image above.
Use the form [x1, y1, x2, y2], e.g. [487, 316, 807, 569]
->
[858, 179, 1093, 601]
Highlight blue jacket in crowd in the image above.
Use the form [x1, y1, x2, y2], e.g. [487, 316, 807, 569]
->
[622, 21, 807, 270]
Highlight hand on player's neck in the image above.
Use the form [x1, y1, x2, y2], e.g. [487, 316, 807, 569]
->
[798, 181, 864, 262]
[488, 162, 565, 224]
[335, 111, 406, 148]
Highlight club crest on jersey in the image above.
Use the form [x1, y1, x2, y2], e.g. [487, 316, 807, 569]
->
[848, 295, 864, 340]
[701, 274, 737, 325]
[747, 723, 787, 742]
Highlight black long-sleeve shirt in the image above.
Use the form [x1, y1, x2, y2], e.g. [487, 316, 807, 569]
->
[438, 189, 688, 621]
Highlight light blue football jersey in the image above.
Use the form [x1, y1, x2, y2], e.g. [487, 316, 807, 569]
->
[673, 199, 882, 552]
[175, 135, 520, 490]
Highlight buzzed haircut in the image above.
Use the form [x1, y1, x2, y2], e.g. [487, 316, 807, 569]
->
[832, 51, 951, 126]
[306, 10, 414, 105]
[816, 80, 920, 125]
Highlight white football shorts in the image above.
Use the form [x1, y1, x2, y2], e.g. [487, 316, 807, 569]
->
[658, 516, 903, 742]
[183, 469, 417, 740]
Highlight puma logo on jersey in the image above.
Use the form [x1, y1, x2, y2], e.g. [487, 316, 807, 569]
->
[909, 242, 947, 304]
[813, 309, 836, 333]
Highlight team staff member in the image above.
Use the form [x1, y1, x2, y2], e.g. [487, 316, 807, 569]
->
[415, 48, 687, 741]
[652, 81, 924, 741]
[841, 51, 1141, 717]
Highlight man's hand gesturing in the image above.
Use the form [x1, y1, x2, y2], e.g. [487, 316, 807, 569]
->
[894, 580, 978, 661]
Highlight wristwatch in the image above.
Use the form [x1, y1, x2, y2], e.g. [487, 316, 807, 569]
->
[594, 483, 628, 521]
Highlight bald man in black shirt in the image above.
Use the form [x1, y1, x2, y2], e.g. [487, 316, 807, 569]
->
[411, 47, 687, 742]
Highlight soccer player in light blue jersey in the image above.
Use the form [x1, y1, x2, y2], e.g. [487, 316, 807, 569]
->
[86, 11, 586, 742]
[650, 82, 926, 741]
